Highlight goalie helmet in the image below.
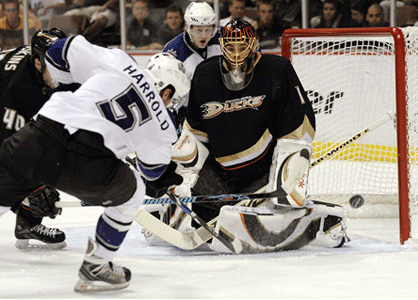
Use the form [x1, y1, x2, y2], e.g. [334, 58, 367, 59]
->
[145, 53, 190, 111]
[219, 18, 259, 91]
[31, 28, 67, 69]
[184, 2, 218, 39]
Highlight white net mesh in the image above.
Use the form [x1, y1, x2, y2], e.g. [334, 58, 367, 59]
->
[283, 27, 418, 241]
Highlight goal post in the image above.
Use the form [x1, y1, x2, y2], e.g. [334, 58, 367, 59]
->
[281, 27, 417, 244]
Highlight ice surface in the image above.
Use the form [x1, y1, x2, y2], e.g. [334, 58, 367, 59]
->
[1, 192, 418, 299]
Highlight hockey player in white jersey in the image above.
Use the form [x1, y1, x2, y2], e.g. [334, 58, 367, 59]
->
[0, 36, 187, 291]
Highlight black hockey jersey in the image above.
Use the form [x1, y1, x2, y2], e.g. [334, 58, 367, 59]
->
[0, 46, 49, 142]
[185, 54, 315, 172]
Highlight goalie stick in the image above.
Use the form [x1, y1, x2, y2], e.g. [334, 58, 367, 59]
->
[310, 111, 394, 167]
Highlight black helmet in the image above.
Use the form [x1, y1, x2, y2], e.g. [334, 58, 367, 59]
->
[31, 28, 67, 68]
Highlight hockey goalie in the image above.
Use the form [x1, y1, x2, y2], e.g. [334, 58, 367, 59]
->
[138, 19, 349, 254]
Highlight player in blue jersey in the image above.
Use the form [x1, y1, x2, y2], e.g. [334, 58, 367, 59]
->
[163, 1, 222, 107]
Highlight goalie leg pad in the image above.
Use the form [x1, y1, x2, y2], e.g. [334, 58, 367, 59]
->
[267, 139, 312, 207]
[211, 202, 348, 253]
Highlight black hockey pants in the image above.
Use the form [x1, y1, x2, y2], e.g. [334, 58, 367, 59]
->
[0, 115, 136, 207]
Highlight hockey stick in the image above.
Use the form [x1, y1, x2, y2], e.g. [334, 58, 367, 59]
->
[310, 111, 395, 168]
[55, 189, 288, 208]
[55, 149, 310, 208]
[166, 189, 243, 254]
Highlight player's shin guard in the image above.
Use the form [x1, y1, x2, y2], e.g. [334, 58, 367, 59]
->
[211, 201, 348, 254]
[266, 139, 312, 207]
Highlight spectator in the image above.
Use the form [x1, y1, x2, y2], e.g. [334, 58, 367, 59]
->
[126, 0, 161, 50]
[310, 0, 355, 28]
[156, 4, 184, 46]
[351, 0, 370, 27]
[0, 0, 38, 50]
[379, 0, 409, 20]
[219, 0, 254, 27]
[251, 0, 284, 50]
[277, 0, 302, 29]
[366, 3, 390, 26]
[30, 0, 66, 28]
[63, 0, 118, 43]
[0, 0, 42, 29]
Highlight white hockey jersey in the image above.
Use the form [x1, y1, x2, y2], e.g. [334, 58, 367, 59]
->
[39, 35, 177, 168]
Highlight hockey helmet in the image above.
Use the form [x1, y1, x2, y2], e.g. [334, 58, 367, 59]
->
[219, 18, 259, 90]
[184, 2, 218, 39]
[31, 28, 67, 68]
[145, 53, 190, 111]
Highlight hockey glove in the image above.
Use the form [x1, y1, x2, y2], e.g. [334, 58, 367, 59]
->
[27, 185, 61, 219]
[145, 161, 183, 198]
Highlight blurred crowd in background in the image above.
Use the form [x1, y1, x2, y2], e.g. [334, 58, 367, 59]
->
[0, 0, 417, 51]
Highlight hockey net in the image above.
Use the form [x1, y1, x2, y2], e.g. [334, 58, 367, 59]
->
[281, 27, 418, 244]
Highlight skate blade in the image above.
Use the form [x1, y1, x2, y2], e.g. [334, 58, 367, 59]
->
[15, 239, 67, 250]
[74, 278, 130, 292]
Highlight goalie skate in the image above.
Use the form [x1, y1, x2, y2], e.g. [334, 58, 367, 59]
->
[74, 237, 131, 292]
[14, 215, 66, 249]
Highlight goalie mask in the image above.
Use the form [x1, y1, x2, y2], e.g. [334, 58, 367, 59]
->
[145, 53, 190, 111]
[219, 18, 260, 91]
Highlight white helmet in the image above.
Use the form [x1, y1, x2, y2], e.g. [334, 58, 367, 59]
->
[145, 53, 190, 111]
[184, 2, 217, 38]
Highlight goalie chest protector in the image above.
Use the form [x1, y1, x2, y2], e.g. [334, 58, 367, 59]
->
[186, 54, 315, 170]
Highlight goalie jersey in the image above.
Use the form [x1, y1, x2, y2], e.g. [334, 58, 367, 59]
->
[185, 54, 315, 177]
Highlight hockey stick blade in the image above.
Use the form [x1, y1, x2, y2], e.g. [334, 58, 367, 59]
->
[166, 189, 242, 254]
[135, 209, 205, 250]
[136, 186, 269, 251]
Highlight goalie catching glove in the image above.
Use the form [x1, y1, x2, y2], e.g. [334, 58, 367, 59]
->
[27, 185, 61, 219]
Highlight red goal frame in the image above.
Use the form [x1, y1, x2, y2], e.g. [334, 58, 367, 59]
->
[281, 27, 410, 244]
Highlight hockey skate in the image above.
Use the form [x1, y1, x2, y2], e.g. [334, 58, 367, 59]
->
[74, 237, 131, 292]
[14, 215, 66, 249]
